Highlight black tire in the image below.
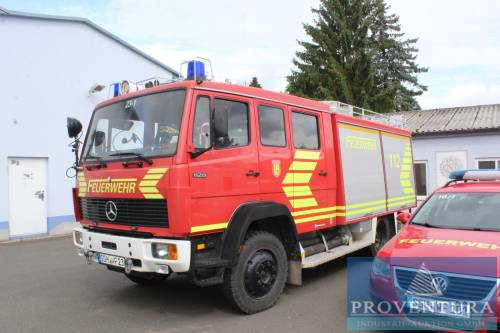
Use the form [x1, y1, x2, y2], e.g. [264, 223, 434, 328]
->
[370, 218, 391, 256]
[223, 231, 288, 314]
[125, 271, 168, 286]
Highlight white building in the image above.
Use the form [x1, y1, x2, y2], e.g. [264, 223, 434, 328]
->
[390, 104, 500, 202]
[0, 7, 178, 240]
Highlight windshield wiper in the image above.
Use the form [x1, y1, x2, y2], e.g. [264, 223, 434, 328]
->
[109, 152, 153, 166]
[84, 155, 107, 170]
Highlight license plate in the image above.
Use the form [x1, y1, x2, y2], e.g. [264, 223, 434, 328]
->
[407, 295, 471, 318]
[96, 253, 125, 268]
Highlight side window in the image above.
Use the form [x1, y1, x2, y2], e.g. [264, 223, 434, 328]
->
[214, 98, 249, 149]
[258, 105, 286, 147]
[292, 111, 319, 150]
[192, 96, 211, 149]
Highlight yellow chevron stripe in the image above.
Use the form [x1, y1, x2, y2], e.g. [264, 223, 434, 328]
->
[294, 150, 320, 160]
[282, 172, 312, 184]
[191, 222, 228, 233]
[290, 197, 318, 209]
[139, 187, 160, 193]
[404, 152, 412, 157]
[289, 161, 317, 171]
[148, 168, 168, 174]
[403, 158, 412, 164]
[139, 180, 159, 187]
[282, 186, 312, 197]
[400, 172, 410, 179]
[143, 174, 164, 180]
[143, 193, 164, 199]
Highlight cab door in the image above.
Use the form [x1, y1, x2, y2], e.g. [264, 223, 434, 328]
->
[187, 91, 260, 232]
[286, 108, 332, 231]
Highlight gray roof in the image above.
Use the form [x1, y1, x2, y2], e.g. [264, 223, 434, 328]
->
[389, 104, 500, 136]
[0, 6, 179, 76]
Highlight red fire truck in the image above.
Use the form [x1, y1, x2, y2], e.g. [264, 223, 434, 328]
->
[68, 63, 416, 313]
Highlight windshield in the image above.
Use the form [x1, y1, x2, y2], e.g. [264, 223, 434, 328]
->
[412, 192, 500, 231]
[82, 89, 186, 162]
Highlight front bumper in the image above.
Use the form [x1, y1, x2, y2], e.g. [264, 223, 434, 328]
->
[72, 227, 191, 273]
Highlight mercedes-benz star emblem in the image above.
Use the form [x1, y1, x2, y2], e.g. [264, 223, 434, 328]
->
[105, 201, 118, 222]
[432, 275, 449, 294]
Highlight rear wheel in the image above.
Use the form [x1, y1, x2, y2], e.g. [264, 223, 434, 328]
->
[371, 218, 391, 256]
[223, 231, 288, 314]
[125, 271, 168, 286]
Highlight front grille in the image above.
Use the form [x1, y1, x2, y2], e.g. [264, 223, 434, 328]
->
[395, 267, 497, 301]
[79, 198, 168, 228]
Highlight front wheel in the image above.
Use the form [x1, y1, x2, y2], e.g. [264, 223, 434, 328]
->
[370, 218, 391, 256]
[223, 231, 288, 314]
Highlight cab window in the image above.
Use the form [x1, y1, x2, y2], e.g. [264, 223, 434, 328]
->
[258, 105, 286, 147]
[292, 111, 319, 150]
[192, 96, 211, 149]
[214, 98, 249, 149]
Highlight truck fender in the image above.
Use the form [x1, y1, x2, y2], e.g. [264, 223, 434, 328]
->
[221, 201, 300, 266]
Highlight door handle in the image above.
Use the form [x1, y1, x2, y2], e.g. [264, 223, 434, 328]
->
[246, 170, 260, 177]
[318, 170, 328, 176]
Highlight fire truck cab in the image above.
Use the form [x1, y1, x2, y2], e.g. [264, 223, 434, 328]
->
[69, 68, 416, 313]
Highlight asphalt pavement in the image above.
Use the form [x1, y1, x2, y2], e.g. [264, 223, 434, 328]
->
[0, 236, 377, 333]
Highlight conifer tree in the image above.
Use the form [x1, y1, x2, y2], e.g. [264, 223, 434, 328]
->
[249, 77, 262, 88]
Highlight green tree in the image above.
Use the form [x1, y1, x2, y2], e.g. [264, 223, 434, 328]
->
[287, 0, 375, 109]
[287, 0, 427, 112]
[370, 0, 427, 111]
[249, 77, 262, 88]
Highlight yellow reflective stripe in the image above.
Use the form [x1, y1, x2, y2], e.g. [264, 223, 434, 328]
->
[404, 152, 412, 157]
[143, 193, 164, 199]
[289, 161, 317, 171]
[295, 213, 343, 224]
[148, 168, 168, 174]
[403, 158, 412, 164]
[401, 164, 411, 171]
[339, 123, 379, 135]
[140, 180, 159, 187]
[143, 174, 164, 180]
[346, 199, 387, 209]
[292, 206, 345, 217]
[282, 186, 312, 197]
[294, 150, 320, 160]
[139, 187, 160, 193]
[347, 204, 387, 216]
[400, 179, 412, 187]
[387, 199, 416, 208]
[191, 222, 228, 233]
[387, 195, 415, 202]
[290, 197, 318, 209]
[404, 187, 415, 194]
[282, 172, 312, 184]
[400, 172, 410, 179]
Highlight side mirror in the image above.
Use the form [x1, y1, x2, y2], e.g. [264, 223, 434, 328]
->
[397, 212, 411, 224]
[93, 130, 105, 147]
[67, 117, 83, 138]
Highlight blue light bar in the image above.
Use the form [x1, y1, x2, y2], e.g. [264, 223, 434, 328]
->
[449, 169, 500, 181]
[187, 60, 206, 81]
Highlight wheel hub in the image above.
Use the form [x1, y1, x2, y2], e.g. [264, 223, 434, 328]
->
[244, 250, 278, 298]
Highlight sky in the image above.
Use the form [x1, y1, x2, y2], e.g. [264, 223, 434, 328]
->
[2, 0, 500, 110]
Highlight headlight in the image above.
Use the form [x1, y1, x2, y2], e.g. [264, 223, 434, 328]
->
[74, 230, 83, 245]
[372, 257, 391, 279]
[152, 243, 177, 260]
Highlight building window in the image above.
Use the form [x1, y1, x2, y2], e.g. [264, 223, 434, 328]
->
[292, 111, 319, 150]
[258, 105, 286, 147]
[213, 98, 249, 149]
[476, 158, 500, 170]
[414, 161, 427, 197]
